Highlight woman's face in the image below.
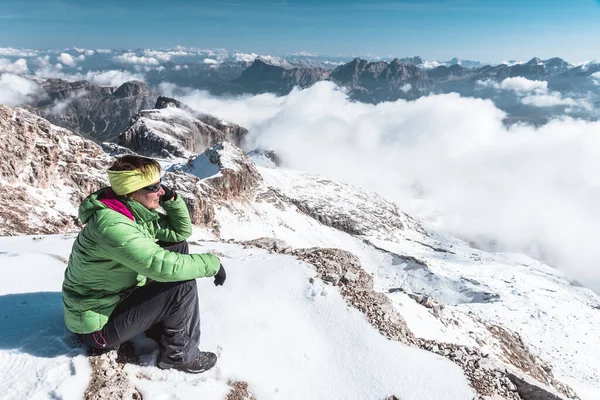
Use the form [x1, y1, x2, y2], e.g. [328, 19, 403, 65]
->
[131, 182, 165, 210]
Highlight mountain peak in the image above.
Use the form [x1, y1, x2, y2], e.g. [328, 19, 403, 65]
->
[113, 80, 148, 98]
[255, 55, 296, 69]
[525, 57, 543, 66]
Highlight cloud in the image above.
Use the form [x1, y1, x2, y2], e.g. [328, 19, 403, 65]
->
[0, 58, 29, 74]
[0, 73, 43, 105]
[419, 60, 443, 69]
[57, 53, 77, 67]
[234, 52, 259, 62]
[499, 77, 547, 93]
[293, 51, 318, 57]
[31, 55, 144, 86]
[142, 50, 172, 62]
[0, 47, 38, 57]
[160, 81, 600, 294]
[73, 48, 94, 56]
[203, 58, 219, 64]
[400, 83, 412, 93]
[44, 90, 86, 116]
[95, 49, 112, 54]
[82, 70, 145, 86]
[477, 76, 591, 111]
[143, 49, 189, 62]
[592, 72, 600, 84]
[521, 93, 577, 107]
[114, 52, 159, 65]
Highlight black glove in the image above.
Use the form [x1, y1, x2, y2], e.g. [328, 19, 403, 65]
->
[160, 184, 176, 202]
[214, 264, 226, 286]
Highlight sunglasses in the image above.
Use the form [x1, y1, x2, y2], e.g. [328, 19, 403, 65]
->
[141, 181, 162, 192]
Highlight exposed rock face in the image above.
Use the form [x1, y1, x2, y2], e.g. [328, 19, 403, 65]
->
[231, 57, 330, 95]
[119, 97, 248, 158]
[0, 105, 111, 235]
[161, 142, 263, 234]
[29, 78, 155, 141]
[329, 58, 426, 102]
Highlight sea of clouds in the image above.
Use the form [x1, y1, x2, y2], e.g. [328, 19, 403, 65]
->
[160, 81, 600, 293]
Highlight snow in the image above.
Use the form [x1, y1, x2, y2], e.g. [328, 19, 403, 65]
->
[0, 235, 474, 400]
[256, 55, 297, 69]
[200, 161, 600, 400]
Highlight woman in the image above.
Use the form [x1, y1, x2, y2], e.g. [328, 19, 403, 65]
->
[62, 155, 226, 374]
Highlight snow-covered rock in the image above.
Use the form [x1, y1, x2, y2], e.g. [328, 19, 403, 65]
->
[119, 97, 247, 159]
[0, 104, 110, 235]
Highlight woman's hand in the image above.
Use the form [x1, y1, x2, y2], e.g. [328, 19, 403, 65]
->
[214, 264, 226, 286]
[160, 184, 176, 202]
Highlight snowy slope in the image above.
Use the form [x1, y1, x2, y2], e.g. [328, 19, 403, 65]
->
[190, 161, 600, 400]
[0, 235, 474, 400]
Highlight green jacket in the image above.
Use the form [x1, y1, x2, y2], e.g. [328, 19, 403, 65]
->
[62, 188, 220, 334]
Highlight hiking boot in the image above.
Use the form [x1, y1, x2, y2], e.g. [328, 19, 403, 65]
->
[158, 351, 217, 374]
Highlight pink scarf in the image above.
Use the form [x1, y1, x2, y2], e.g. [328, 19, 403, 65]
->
[99, 189, 134, 221]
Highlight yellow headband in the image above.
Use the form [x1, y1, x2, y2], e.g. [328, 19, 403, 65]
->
[107, 168, 161, 195]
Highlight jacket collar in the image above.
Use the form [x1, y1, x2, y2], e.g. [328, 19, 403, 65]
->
[125, 198, 160, 223]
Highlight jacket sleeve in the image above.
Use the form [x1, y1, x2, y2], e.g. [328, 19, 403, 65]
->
[97, 218, 220, 282]
[155, 195, 193, 242]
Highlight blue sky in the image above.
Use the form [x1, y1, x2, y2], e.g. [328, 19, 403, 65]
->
[0, 0, 599, 63]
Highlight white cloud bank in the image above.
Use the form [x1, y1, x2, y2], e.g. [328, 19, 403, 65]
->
[114, 53, 160, 65]
[161, 81, 600, 293]
[0, 47, 38, 57]
[0, 58, 29, 74]
[0, 74, 42, 105]
[32, 59, 144, 86]
[477, 77, 590, 110]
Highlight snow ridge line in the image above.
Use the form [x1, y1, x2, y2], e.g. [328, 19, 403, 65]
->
[236, 237, 578, 400]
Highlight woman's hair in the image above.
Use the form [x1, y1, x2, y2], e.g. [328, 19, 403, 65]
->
[108, 155, 161, 174]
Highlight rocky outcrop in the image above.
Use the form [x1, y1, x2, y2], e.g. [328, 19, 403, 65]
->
[0, 105, 111, 235]
[85, 345, 141, 400]
[226, 382, 258, 400]
[256, 170, 425, 241]
[119, 97, 248, 158]
[160, 142, 263, 234]
[28, 78, 154, 141]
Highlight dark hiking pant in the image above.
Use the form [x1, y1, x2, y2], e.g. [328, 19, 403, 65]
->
[77, 241, 201, 366]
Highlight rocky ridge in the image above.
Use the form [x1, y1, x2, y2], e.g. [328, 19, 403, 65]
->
[119, 96, 248, 159]
[28, 78, 155, 141]
[231, 56, 330, 95]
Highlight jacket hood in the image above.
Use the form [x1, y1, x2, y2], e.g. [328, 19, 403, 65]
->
[78, 188, 110, 224]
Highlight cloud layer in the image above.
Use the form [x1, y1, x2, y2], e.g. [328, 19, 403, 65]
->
[477, 76, 591, 111]
[162, 81, 600, 293]
[0, 73, 42, 105]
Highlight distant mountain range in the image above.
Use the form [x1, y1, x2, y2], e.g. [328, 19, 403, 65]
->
[3, 50, 599, 139]
[143, 55, 600, 107]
